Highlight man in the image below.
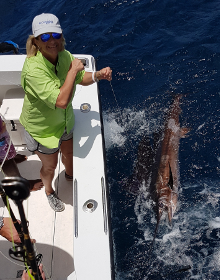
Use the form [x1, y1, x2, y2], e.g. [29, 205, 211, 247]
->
[0, 116, 43, 190]
[0, 117, 43, 243]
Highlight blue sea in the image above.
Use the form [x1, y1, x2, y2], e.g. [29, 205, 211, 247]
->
[1, 0, 220, 279]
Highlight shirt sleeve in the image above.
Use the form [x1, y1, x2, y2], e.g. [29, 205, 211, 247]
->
[76, 70, 85, 84]
[69, 53, 85, 85]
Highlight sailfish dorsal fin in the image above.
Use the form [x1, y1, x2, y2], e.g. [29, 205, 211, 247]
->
[168, 163, 173, 189]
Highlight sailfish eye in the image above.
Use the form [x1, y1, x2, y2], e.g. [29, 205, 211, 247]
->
[158, 202, 164, 208]
[158, 201, 168, 210]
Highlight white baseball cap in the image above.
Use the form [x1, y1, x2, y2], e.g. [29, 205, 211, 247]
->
[32, 13, 62, 37]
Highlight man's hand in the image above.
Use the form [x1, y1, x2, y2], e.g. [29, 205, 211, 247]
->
[0, 217, 36, 244]
[0, 217, 21, 244]
[22, 264, 46, 280]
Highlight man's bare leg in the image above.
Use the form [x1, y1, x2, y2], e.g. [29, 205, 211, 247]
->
[1, 158, 43, 192]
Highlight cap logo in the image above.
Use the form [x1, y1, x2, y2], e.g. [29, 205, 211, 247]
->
[39, 20, 54, 24]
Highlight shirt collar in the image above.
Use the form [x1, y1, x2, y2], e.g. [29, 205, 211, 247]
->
[36, 51, 57, 71]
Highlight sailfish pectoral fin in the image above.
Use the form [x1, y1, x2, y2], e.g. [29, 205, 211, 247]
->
[180, 127, 191, 138]
[168, 162, 173, 190]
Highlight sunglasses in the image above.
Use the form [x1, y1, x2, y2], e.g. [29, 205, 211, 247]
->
[40, 33, 62, 42]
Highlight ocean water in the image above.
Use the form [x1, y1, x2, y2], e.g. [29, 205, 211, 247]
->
[1, 0, 220, 279]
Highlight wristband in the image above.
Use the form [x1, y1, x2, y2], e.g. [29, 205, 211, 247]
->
[0, 216, 4, 230]
[95, 72, 99, 83]
[92, 72, 99, 83]
[92, 72, 96, 83]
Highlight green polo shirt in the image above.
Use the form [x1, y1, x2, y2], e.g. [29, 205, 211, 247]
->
[20, 50, 85, 149]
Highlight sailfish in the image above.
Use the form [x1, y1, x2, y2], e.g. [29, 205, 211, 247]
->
[144, 94, 190, 273]
[154, 95, 189, 224]
[123, 95, 189, 224]
[123, 95, 190, 272]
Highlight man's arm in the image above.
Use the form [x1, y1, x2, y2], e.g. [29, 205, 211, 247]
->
[0, 217, 21, 244]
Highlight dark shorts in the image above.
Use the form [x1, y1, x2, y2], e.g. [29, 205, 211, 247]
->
[24, 127, 74, 155]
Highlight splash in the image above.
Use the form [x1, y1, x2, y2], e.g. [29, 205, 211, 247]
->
[130, 178, 220, 279]
[103, 108, 159, 150]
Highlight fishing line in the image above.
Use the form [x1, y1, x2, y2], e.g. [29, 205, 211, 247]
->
[48, 151, 62, 280]
[109, 81, 123, 120]
[108, 81, 138, 154]
[0, 250, 25, 267]
[0, 76, 23, 88]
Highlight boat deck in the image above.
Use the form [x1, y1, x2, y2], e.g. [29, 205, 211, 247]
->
[0, 54, 114, 280]
[0, 147, 74, 280]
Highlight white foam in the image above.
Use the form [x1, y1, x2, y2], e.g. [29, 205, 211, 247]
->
[103, 117, 126, 149]
[197, 123, 205, 131]
[162, 226, 182, 243]
[103, 108, 160, 150]
[209, 217, 220, 229]
[131, 177, 220, 277]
